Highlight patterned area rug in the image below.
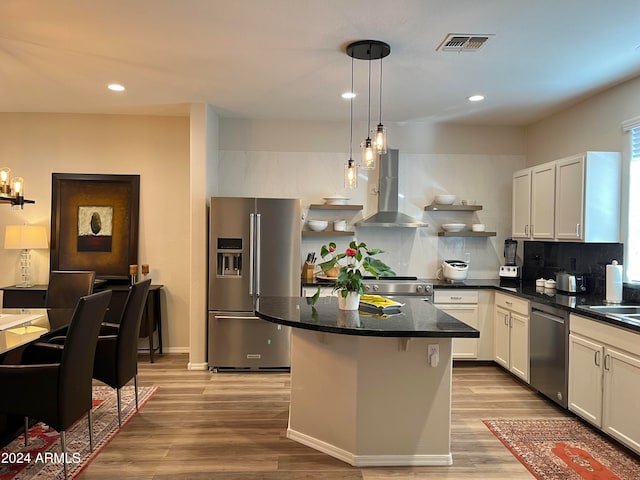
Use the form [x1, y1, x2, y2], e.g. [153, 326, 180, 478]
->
[0, 385, 157, 480]
[484, 418, 640, 480]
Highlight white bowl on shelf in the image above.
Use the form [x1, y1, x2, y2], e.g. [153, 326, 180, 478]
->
[434, 194, 456, 205]
[333, 219, 347, 231]
[471, 223, 486, 232]
[307, 220, 329, 231]
[441, 223, 466, 232]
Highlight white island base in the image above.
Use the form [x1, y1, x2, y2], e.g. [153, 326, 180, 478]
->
[287, 328, 454, 467]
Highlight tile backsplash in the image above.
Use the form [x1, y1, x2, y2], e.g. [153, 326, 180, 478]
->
[522, 241, 624, 296]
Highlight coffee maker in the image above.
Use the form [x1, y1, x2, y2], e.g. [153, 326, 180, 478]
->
[499, 239, 520, 285]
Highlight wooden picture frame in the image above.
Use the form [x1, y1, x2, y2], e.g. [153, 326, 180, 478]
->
[50, 173, 140, 281]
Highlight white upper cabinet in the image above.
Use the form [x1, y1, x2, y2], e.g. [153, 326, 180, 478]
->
[555, 152, 621, 242]
[512, 169, 531, 239]
[512, 151, 621, 243]
[531, 162, 556, 239]
[512, 162, 555, 240]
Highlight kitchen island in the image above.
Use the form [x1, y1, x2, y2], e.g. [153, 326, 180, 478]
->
[255, 296, 479, 467]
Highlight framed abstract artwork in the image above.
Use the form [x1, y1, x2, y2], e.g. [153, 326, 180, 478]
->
[50, 173, 140, 280]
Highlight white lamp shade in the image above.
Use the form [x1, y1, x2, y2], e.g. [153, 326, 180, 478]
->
[4, 225, 49, 250]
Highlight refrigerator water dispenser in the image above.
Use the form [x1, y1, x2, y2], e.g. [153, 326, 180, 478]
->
[217, 238, 243, 276]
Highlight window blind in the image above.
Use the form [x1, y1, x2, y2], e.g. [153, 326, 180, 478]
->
[633, 126, 640, 159]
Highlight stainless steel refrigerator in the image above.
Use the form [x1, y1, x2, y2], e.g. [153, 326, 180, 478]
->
[207, 197, 301, 371]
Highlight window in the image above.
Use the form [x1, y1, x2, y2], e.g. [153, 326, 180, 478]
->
[627, 125, 640, 281]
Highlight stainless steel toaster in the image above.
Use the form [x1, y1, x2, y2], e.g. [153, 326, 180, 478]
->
[556, 273, 587, 293]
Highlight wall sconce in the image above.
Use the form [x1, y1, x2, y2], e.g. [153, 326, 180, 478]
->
[4, 225, 49, 287]
[0, 169, 32, 208]
[0, 167, 11, 194]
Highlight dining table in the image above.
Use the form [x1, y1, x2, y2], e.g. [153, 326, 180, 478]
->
[0, 308, 75, 447]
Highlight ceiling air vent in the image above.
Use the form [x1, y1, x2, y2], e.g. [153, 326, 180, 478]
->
[437, 34, 493, 52]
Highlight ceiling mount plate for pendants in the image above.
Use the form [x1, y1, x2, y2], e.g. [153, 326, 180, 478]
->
[346, 40, 390, 60]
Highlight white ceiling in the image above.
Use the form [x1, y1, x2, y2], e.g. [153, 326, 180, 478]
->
[2, 0, 640, 126]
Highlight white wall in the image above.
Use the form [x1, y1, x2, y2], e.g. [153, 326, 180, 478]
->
[0, 113, 191, 350]
[220, 118, 526, 155]
[526, 75, 640, 165]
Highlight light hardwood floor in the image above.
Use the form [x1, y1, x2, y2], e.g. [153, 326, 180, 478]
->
[79, 355, 568, 479]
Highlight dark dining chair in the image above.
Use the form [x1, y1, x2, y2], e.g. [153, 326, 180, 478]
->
[93, 279, 151, 427]
[0, 290, 111, 478]
[45, 270, 96, 309]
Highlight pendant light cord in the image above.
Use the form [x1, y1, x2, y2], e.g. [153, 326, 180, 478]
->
[378, 56, 383, 123]
[367, 50, 372, 135]
[349, 55, 354, 160]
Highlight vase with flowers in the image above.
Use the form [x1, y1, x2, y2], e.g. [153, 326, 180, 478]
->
[313, 240, 395, 310]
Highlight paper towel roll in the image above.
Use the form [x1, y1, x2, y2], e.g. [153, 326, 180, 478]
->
[606, 260, 622, 304]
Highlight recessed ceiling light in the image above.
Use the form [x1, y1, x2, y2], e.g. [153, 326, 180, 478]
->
[467, 95, 485, 102]
[341, 92, 356, 99]
[107, 83, 125, 92]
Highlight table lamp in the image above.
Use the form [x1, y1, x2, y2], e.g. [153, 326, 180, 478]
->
[4, 225, 49, 287]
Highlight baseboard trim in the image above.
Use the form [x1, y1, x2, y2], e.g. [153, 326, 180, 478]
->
[187, 362, 209, 371]
[287, 428, 452, 467]
[164, 347, 190, 354]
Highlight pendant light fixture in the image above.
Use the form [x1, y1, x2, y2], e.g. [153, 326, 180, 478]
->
[344, 55, 357, 189]
[361, 57, 376, 169]
[374, 55, 387, 154]
[346, 40, 390, 170]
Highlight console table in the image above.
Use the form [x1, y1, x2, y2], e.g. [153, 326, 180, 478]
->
[0, 283, 164, 363]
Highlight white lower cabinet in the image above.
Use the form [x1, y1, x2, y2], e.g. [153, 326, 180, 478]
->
[434, 290, 479, 359]
[569, 314, 640, 455]
[494, 292, 530, 382]
[568, 332, 603, 425]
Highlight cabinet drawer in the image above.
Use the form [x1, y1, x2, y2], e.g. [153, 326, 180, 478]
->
[434, 290, 478, 304]
[571, 314, 640, 356]
[495, 291, 529, 316]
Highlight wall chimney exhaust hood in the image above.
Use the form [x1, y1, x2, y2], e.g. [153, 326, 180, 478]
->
[355, 149, 427, 228]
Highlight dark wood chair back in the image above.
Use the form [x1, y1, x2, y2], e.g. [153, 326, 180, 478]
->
[45, 270, 96, 309]
[93, 279, 151, 426]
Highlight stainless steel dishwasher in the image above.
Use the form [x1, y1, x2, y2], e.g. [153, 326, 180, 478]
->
[529, 302, 570, 408]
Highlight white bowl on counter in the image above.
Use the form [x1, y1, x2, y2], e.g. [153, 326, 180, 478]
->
[307, 220, 329, 231]
[441, 223, 466, 232]
[434, 194, 456, 205]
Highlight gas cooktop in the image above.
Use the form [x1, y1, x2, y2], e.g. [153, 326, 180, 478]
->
[362, 276, 433, 296]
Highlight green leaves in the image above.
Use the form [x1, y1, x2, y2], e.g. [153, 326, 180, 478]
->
[316, 240, 395, 295]
[363, 257, 396, 278]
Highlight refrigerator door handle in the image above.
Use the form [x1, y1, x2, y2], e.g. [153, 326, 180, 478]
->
[249, 213, 255, 295]
[256, 213, 262, 296]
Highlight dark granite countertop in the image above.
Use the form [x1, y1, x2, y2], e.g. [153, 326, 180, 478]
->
[255, 296, 480, 338]
[426, 279, 640, 333]
[303, 278, 640, 334]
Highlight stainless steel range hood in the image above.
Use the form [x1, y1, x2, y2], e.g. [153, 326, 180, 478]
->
[355, 149, 427, 228]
